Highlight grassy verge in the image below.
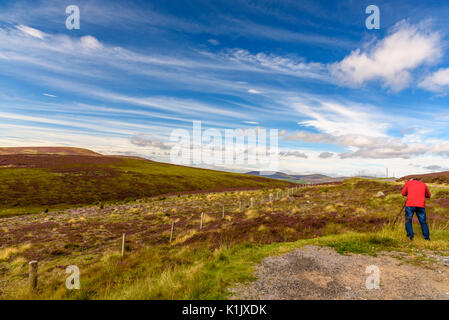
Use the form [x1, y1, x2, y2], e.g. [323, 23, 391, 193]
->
[2, 178, 448, 299]
[3, 223, 448, 300]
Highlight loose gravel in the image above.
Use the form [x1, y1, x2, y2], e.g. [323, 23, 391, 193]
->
[230, 245, 449, 300]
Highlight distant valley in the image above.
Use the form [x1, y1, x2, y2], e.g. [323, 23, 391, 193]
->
[245, 171, 347, 184]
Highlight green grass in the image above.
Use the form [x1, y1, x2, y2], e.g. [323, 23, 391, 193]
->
[2, 177, 449, 299]
[0, 157, 292, 217]
[4, 223, 449, 300]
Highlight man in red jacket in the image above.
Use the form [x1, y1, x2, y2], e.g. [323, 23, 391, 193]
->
[401, 178, 431, 240]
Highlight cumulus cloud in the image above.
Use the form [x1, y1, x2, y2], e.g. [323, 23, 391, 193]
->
[287, 130, 430, 159]
[337, 135, 429, 159]
[286, 95, 440, 159]
[338, 143, 429, 159]
[419, 67, 449, 92]
[130, 135, 171, 150]
[248, 89, 261, 94]
[330, 21, 441, 91]
[286, 131, 336, 143]
[318, 152, 333, 159]
[431, 141, 449, 156]
[80, 35, 103, 50]
[423, 165, 446, 171]
[280, 151, 308, 158]
[408, 163, 421, 168]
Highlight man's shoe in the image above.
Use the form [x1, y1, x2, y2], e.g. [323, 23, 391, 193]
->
[425, 238, 430, 241]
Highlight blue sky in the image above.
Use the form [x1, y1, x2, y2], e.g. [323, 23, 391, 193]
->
[1, 0, 449, 177]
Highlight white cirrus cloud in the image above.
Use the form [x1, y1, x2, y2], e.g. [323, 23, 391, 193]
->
[207, 39, 220, 46]
[293, 99, 388, 137]
[226, 49, 327, 80]
[16, 25, 46, 39]
[42, 93, 57, 98]
[330, 21, 441, 91]
[243, 121, 259, 124]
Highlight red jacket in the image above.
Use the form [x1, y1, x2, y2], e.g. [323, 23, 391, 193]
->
[401, 180, 431, 208]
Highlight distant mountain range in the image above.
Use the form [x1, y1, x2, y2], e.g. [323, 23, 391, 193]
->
[245, 171, 346, 184]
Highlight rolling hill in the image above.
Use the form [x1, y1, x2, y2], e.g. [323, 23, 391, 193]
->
[0, 146, 101, 156]
[0, 147, 293, 216]
[400, 171, 449, 184]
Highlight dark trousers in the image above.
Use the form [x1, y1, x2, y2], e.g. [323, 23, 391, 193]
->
[405, 206, 430, 240]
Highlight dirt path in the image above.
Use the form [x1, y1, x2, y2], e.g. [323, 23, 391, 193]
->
[230, 245, 449, 300]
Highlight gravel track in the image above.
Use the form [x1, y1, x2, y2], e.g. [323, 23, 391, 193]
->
[230, 245, 449, 300]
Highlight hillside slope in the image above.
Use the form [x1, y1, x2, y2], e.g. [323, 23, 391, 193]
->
[0, 146, 101, 156]
[0, 148, 293, 216]
[400, 171, 449, 184]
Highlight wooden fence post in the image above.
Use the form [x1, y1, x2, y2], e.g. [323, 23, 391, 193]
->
[222, 204, 225, 219]
[170, 221, 174, 242]
[121, 233, 126, 257]
[200, 212, 204, 229]
[29, 260, 38, 291]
